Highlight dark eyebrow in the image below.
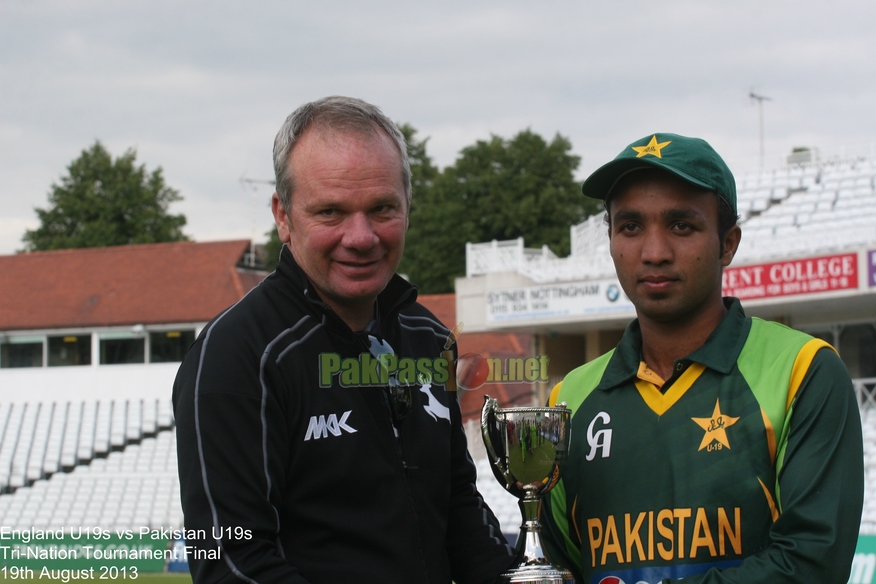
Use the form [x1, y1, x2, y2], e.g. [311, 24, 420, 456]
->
[663, 208, 707, 222]
[612, 209, 643, 224]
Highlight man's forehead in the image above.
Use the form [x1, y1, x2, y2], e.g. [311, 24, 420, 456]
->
[607, 168, 713, 208]
[289, 126, 398, 171]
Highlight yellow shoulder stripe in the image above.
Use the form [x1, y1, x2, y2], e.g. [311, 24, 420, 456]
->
[787, 339, 836, 411]
[549, 381, 563, 407]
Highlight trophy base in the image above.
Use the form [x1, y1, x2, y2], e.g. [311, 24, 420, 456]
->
[498, 565, 575, 584]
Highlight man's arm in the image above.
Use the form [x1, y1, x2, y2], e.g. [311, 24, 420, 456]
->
[667, 348, 864, 583]
[174, 332, 311, 584]
[444, 383, 516, 583]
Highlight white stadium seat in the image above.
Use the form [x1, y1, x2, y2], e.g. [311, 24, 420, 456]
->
[0, 399, 182, 532]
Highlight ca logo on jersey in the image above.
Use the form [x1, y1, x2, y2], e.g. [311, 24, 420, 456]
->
[304, 410, 357, 441]
[586, 411, 613, 461]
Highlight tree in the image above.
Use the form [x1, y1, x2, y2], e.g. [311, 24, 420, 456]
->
[402, 129, 601, 293]
[398, 123, 440, 197]
[396, 123, 455, 291]
[263, 226, 283, 272]
[22, 142, 187, 251]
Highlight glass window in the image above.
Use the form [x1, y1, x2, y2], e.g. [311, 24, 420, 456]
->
[100, 336, 145, 365]
[48, 335, 91, 367]
[0, 337, 43, 368]
[150, 330, 195, 363]
[839, 323, 876, 379]
[810, 330, 836, 346]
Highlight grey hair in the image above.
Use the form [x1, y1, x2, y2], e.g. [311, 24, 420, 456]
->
[272, 96, 412, 212]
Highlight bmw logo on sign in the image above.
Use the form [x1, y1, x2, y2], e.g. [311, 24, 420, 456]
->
[606, 284, 620, 302]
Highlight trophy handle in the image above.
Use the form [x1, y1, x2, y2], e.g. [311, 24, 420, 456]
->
[481, 396, 524, 497]
[481, 396, 502, 469]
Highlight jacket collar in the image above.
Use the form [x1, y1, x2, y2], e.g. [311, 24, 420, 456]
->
[275, 245, 418, 335]
[598, 297, 751, 391]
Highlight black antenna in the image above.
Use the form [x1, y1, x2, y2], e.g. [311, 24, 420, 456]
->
[239, 175, 276, 268]
[749, 90, 773, 168]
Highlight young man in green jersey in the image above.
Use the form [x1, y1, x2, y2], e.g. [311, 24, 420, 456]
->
[541, 133, 864, 583]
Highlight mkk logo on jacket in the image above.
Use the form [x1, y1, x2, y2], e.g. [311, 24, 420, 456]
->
[304, 410, 357, 441]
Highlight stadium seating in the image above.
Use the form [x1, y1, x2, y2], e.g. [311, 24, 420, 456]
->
[466, 154, 876, 282]
[860, 398, 876, 535]
[733, 158, 876, 262]
[0, 399, 180, 532]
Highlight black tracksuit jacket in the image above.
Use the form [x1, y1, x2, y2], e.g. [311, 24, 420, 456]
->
[173, 247, 514, 583]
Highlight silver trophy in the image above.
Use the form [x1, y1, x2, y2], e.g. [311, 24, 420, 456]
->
[481, 396, 574, 584]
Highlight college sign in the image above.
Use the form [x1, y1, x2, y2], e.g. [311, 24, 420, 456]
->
[486, 279, 634, 323]
[723, 253, 858, 300]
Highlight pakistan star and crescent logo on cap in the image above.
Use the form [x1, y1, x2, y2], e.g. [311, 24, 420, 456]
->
[692, 398, 739, 451]
[632, 135, 672, 159]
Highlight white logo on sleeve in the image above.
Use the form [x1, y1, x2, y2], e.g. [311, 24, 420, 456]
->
[304, 410, 357, 441]
[585, 411, 612, 461]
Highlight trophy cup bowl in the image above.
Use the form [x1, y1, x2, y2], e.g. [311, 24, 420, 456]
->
[482, 396, 574, 583]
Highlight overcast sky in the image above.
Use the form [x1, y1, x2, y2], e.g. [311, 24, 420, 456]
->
[2, 0, 875, 255]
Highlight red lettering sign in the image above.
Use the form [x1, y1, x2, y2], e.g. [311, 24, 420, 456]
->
[723, 253, 858, 299]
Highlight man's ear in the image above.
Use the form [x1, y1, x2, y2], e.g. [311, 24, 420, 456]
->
[721, 224, 742, 267]
[271, 193, 292, 245]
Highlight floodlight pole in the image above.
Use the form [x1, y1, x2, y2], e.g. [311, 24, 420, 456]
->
[749, 91, 772, 168]
[240, 176, 276, 268]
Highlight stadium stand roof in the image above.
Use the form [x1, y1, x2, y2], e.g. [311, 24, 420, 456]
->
[0, 240, 264, 331]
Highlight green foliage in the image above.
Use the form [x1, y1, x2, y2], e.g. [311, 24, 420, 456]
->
[401, 129, 600, 293]
[263, 226, 283, 272]
[399, 122, 440, 196]
[22, 142, 188, 251]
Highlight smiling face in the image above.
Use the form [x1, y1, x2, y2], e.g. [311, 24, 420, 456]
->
[608, 170, 740, 329]
[271, 127, 408, 330]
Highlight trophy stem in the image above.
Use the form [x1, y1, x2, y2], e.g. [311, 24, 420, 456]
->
[514, 490, 550, 568]
[496, 489, 574, 582]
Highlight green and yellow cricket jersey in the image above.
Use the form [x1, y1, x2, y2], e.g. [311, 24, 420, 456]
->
[542, 299, 864, 584]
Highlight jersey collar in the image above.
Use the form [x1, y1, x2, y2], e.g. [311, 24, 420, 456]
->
[597, 297, 751, 391]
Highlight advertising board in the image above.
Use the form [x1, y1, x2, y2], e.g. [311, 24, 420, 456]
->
[723, 253, 858, 300]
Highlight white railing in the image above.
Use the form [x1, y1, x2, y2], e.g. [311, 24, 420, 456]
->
[571, 211, 608, 257]
[856, 378, 876, 412]
[465, 212, 616, 283]
[465, 238, 557, 278]
[465, 236, 615, 283]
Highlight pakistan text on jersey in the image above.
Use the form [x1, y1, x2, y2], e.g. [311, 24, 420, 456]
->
[586, 507, 742, 568]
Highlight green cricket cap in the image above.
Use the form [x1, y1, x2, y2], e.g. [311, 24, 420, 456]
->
[582, 133, 737, 214]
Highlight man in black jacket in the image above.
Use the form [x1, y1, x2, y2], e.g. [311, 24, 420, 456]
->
[173, 96, 514, 583]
